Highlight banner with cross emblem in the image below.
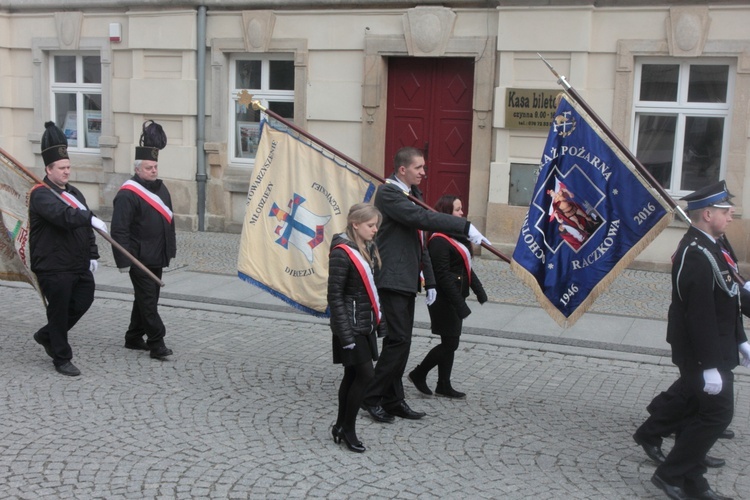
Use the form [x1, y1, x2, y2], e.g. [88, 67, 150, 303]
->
[238, 118, 376, 317]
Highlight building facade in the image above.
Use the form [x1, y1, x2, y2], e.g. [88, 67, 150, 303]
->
[1, 1, 749, 268]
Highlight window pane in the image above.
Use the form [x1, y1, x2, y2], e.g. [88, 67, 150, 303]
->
[83, 56, 102, 84]
[680, 116, 724, 191]
[640, 64, 679, 102]
[54, 56, 76, 83]
[83, 94, 102, 148]
[55, 93, 78, 147]
[688, 65, 728, 103]
[235, 103, 261, 158]
[236, 60, 261, 89]
[269, 101, 294, 120]
[635, 114, 677, 189]
[269, 60, 294, 90]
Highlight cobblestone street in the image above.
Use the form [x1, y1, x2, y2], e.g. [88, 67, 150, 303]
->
[1, 278, 748, 499]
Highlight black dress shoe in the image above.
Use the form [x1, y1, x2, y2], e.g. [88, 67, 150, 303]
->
[385, 401, 426, 420]
[34, 332, 53, 359]
[435, 381, 466, 399]
[688, 487, 733, 500]
[55, 361, 81, 377]
[718, 428, 735, 439]
[700, 455, 725, 468]
[651, 473, 689, 500]
[633, 432, 666, 464]
[150, 345, 173, 359]
[360, 404, 395, 423]
[124, 338, 149, 351]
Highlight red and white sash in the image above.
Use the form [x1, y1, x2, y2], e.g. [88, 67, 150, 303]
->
[120, 180, 173, 223]
[32, 183, 89, 210]
[430, 233, 472, 285]
[333, 243, 381, 325]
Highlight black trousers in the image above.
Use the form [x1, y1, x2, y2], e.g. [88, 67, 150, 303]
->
[655, 368, 734, 495]
[363, 290, 415, 409]
[35, 271, 95, 366]
[126, 266, 166, 347]
[635, 377, 697, 447]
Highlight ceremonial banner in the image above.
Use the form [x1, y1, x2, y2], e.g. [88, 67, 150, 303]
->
[0, 148, 39, 289]
[511, 94, 673, 326]
[238, 118, 376, 317]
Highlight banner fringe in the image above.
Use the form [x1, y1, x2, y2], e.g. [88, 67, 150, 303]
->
[511, 211, 673, 328]
[238, 271, 330, 319]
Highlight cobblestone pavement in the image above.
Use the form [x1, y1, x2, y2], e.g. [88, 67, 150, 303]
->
[96, 231, 674, 320]
[1, 281, 749, 499]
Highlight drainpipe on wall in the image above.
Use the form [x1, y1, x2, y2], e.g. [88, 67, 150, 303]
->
[196, 5, 207, 231]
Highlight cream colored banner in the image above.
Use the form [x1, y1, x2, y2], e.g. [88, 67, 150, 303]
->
[238, 121, 375, 316]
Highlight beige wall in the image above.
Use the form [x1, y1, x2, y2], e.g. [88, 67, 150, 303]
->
[1, 3, 749, 267]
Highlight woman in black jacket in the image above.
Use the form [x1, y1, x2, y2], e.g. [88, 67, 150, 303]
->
[327, 203, 386, 452]
[408, 195, 487, 399]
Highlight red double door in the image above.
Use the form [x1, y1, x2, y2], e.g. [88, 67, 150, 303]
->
[384, 57, 475, 212]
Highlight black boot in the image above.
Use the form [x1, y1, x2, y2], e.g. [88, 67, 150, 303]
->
[408, 365, 433, 395]
[435, 380, 465, 399]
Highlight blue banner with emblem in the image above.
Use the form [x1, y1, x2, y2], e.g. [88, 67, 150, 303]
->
[238, 117, 376, 317]
[511, 94, 673, 326]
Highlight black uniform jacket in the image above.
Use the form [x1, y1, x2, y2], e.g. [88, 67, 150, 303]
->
[327, 233, 387, 346]
[373, 177, 469, 295]
[29, 177, 98, 274]
[427, 234, 488, 324]
[667, 226, 747, 371]
[111, 175, 176, 269]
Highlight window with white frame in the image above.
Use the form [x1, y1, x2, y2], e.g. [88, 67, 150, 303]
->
[632, 59, 733, 195]
[50, 53, 102, 150]
[229, 54, 295, 163]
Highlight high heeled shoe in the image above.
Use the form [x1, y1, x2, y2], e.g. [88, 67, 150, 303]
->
[340, 430, 366, 453]
[331, 424, 342, 444]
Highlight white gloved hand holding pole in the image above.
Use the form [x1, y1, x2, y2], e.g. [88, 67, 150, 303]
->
[91, 216, 108, 234]
[467, 223, 490, 246]
[703, 368, 722, 395]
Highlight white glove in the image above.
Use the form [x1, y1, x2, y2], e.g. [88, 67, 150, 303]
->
[743, 282, 750, 292]
[91, 216, 108, 234]
[467, 223, 490, 246]
[426, 288, 437, 306]
[703, 368, 722, 395]
[89, 260, 98, 273]
[342, 343, 356, 350]
[739, 341, 750, 368]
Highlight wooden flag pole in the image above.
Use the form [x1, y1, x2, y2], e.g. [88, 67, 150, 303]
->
[250, 100, 511, 263]
[537, 54, 691, 226]
[0, 147, 165, 287]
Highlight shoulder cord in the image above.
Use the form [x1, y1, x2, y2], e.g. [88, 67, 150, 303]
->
[693, 241, 739, 298]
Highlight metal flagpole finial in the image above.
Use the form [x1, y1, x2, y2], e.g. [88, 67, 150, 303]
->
[537, 53, 571, 90]
[251, 100, 267, 112]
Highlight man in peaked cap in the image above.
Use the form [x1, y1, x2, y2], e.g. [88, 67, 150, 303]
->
[111, 120, 176, 360]
[30, 121, 109, 376]
[638, 180, 750, 500]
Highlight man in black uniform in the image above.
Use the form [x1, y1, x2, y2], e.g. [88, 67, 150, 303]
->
[360, 146, 488, 423]
[111, 120, 176, 360]
[644, 181, 750, 500]
[30, 121, 109, 376]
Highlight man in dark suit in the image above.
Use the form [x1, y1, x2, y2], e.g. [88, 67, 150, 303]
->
[360, 146, 488, 423]
[643, 181, 750, 500]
